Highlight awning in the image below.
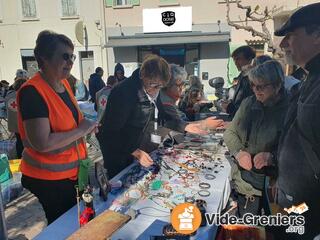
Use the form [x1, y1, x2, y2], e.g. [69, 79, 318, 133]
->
[105, 23, 231, 47]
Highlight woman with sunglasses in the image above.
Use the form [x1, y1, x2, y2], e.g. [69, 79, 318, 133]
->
[223, 60, 289, 217]
[17, 30, 98, 224]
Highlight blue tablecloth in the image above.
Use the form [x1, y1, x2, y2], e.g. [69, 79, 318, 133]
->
[34, 137, 231, 240]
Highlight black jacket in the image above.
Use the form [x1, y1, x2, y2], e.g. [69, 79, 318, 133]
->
[114, 63, 126, 82]
[276, 54, 320, 238]
[88, 73, 105, 103]
[99, 69, 181, 177]
[227, 72, 254, 118]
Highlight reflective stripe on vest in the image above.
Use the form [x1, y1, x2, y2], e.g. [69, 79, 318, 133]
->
[22, 140, 79, 155]
[22, 150, 79, 172]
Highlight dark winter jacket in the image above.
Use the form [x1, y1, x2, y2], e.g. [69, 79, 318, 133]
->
[99, 69, 181, 178]
[276, 54, 320, 238]
[227, 71, 254, 118]
[114, 63, 126, 82]
[88, 73, 105, 103]
[224, 90, 288, 196]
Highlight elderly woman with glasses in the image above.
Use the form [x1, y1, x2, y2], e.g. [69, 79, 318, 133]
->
[223, 60, 289, 217]
[160, 64, 223, 132]
[17, 30, 98, 224]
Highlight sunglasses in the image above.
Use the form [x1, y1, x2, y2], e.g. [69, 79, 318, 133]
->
[250, 82, 273, 91]
[62, 53, 76, 62]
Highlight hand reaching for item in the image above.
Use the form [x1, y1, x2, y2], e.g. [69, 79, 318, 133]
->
[185, 123, 208, 135]
[132, 149, 153, 168]
[203, 117, 224, 129]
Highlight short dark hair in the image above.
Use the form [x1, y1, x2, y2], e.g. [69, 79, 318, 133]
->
[34, 30, 74, 69]
[231, 46, 256, 61]
[140, 54, 170, 85]
[95, 67, 103, 74]
[107, 75, 117, 86]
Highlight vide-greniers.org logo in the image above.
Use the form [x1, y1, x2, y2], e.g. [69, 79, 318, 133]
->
[205, 213, 305, 235]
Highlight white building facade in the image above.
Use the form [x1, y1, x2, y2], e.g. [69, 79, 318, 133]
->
[0, 0, 107, 84]
[103, 0, 318, 94]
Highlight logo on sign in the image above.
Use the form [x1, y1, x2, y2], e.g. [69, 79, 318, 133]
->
[162, 11, 176, 26]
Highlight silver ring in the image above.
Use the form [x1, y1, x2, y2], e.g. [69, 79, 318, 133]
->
[198, 190, 210, 197]
[205, 173, 216, 180]
[199, 182, 211, 189]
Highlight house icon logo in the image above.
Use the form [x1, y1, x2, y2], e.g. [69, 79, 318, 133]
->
[162, 11, 176, 26]
[171, 203, 202, 234]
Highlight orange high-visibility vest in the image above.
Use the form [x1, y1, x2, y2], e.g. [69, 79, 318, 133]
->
[17, 72, 87, 180]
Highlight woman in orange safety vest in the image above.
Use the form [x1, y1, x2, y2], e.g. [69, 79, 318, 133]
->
[17, 30, 98, 224]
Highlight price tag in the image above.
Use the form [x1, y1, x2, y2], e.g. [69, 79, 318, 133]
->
[151, 133, 162, 144]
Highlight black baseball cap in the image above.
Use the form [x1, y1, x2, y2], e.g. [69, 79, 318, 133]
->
[274, 2, 320, 36]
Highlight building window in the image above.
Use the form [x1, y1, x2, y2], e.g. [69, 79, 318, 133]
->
[21, 0, 37, 19]
[114, 0, 130, 6]
[105, 0, 139, 7]
[61, 0, 79, 17]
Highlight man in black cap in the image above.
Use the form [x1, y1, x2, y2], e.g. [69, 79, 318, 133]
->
[273, 2, 320, 239]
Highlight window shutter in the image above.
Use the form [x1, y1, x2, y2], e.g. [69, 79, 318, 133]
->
[131, 0, 140, 6]
[159, 0, 177, 4]
[105, 0, 113, 7]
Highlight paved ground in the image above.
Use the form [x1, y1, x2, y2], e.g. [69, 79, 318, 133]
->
[4, 137, 102, 240]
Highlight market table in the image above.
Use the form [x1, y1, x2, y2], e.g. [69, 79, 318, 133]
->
[34, 133, 232, 240]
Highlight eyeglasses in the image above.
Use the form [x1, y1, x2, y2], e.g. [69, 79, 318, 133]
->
[250, 82, 273, 91]
[62, 53, 76, 62]
[146, 82, 164, 90]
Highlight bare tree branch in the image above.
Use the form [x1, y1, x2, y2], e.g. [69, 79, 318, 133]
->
[225, 0, 281, 52]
